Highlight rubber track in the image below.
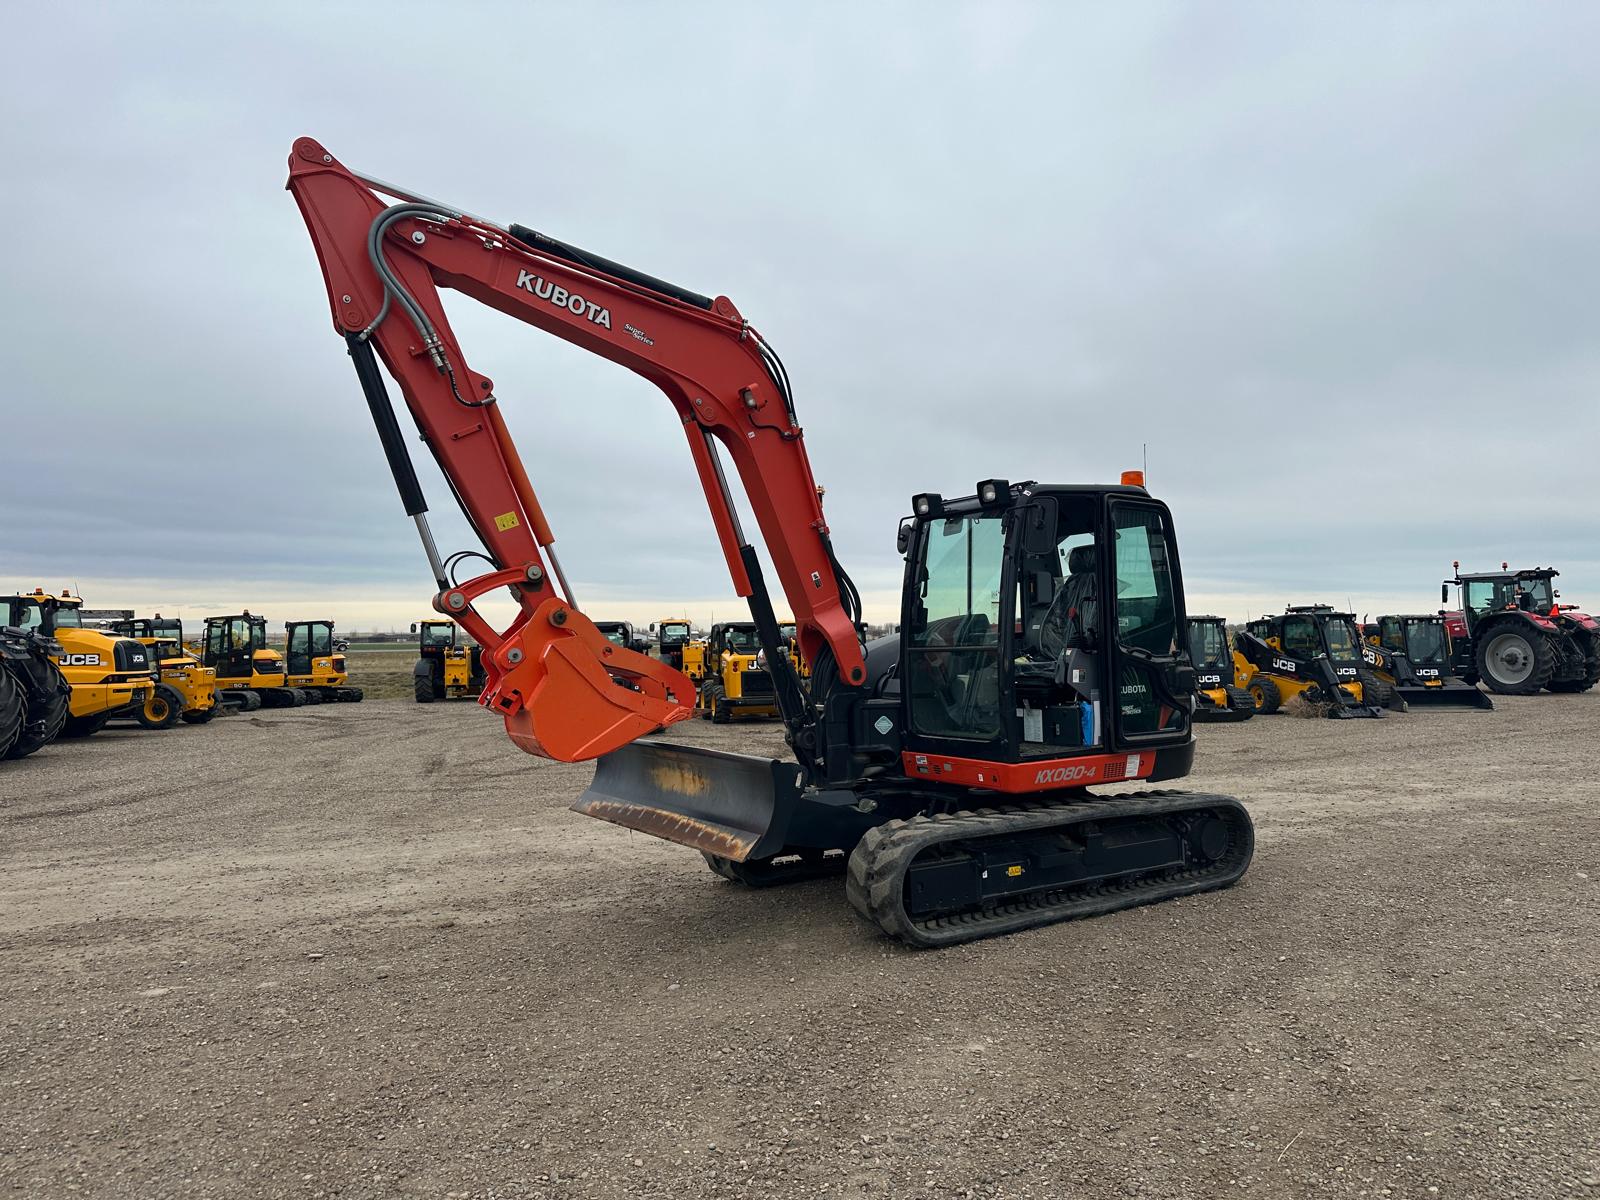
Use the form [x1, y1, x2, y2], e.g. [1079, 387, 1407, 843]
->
[846, 790, 1254, 948]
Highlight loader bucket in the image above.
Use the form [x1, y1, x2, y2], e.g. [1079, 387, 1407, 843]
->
[1396, 682, 1495, 710]
[573, 740, 805, 863]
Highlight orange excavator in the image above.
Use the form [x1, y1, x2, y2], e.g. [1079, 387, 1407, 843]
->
[285, 140, 1253, 946]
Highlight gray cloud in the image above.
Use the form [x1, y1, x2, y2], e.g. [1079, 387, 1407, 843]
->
[4, 3, 1597, 629]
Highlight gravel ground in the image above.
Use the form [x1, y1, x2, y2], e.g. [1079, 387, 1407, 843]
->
[2, 695, 1596, 1199]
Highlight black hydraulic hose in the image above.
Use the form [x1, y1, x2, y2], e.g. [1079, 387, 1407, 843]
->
[506, 223, 714, 311]
[346, 334, 427, 517]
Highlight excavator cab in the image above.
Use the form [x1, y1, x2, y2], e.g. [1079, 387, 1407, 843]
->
[891, 484, 1194, 766]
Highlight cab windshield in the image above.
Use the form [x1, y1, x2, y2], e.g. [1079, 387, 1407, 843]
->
[1323, 618, 1358, 660]
[422, 623, 455, 647]
[723, 626, 760, 653]
[660, 622, 689, 645]
[1405, 620, 1449, 665]
[54, 604, 83, 628]
[1187, 621, 1228, 667]
[308, 624, 333, 656]
[601, 627, 628, 646]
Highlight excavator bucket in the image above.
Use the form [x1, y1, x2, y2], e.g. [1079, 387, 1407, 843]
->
[486, 598, 698, 762]
[1394, 682, 1495, 710]
[573, 741, 806, 863]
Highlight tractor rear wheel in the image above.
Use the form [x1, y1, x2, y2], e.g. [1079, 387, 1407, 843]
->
[414, 675, 435, 703]
[136, 683, 185, 730]
[0, 669, 25, 758]
[1246, 674, 1283, 715]
[5, 662, 71, 759]
[1475, 626, 1555, 695]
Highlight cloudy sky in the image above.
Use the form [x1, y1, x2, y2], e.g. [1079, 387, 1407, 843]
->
[4, 3, 1597, 632]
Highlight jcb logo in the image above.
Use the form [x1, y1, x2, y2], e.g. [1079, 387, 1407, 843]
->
[1197, 674, 1222, 685]
[1417, 668, 1439, 677]
[1337, 668, 1357, 678]
[1362, 647, 1379, 665]
[1271, 658, 1297, 673]
[61, 653, 102, 666]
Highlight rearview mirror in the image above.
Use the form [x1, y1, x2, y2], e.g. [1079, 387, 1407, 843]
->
[409, 623, 417, 633]
[896, 520, 913, 556]
[1440, 584, 1449, 604]
[1020, 498, 1059, 557]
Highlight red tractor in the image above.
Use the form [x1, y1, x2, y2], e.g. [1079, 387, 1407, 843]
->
[1442, 562, 1600, 695]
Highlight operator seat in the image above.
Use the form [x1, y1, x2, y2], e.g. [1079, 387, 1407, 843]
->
[1063, 544, 1099, 645]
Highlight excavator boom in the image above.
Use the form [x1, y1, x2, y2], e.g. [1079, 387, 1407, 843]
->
[286, 137, 864, 765]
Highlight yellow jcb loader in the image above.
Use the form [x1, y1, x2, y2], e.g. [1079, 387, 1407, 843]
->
[110, 616, 221, 726]
[2, 589, 155, 737]
[693, 621, 780, 723]
[412, 619, 485, 702]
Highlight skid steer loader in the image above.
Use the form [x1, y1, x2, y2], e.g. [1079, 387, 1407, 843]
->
[1362, 615, 1493, 710]
[0, 623, 72, 761]
[284, 620, 364, 702]
[1237, 605, 1396, 718]
[1186, 615, 1255, 722]
[692, 621, 780, 722]
[110, 616, 221, 726]
[3, 590, 156, 737]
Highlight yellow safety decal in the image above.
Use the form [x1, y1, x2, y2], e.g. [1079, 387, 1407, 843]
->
[494, 511, 521, 532]
[1006, 865, 1023, 877]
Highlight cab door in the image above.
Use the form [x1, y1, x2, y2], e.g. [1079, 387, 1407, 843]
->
[285, 624, 312, 676]
[1107, 501, 1190, 743]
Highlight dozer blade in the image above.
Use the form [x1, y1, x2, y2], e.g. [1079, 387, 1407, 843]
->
[1395, 683, 1495, 710]
[573, 740, 805, 863]
[1327, 704, 1386, 719]
[1193, 705, 1253, 723]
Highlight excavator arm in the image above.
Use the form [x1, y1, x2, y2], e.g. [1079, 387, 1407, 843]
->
[285, 138, 865, 765]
